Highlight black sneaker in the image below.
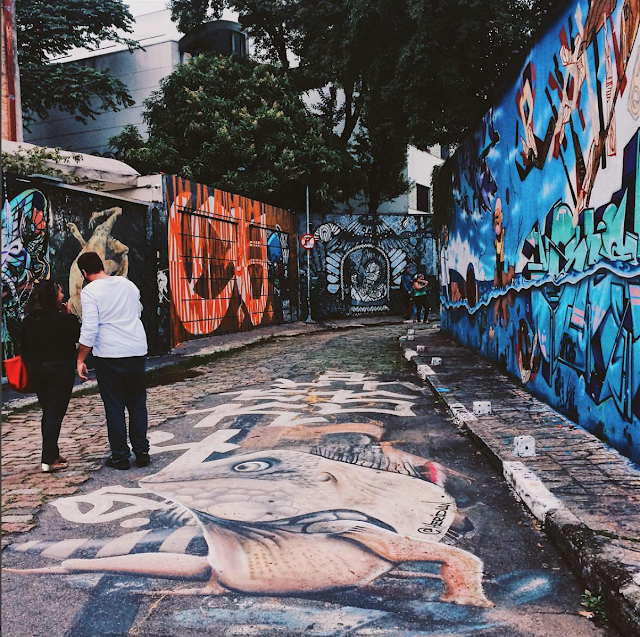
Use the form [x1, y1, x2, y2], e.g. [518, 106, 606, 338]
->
[135, 452, 151, 467]
[105, 456, 130, 470]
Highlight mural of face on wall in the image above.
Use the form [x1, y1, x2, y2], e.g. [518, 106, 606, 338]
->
[344, 247, 389, 308]
[1, 188, 49, 358]
[67, 207, 130, 318]
[441, 0, 640, 461]
[6, 373, 502, 627]
[311, 216, 434, 317]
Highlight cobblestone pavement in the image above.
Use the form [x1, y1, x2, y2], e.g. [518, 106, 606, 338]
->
[401, 325, 640, 636]
[1, 326, 409, 541]
[1, 325, 615, 636]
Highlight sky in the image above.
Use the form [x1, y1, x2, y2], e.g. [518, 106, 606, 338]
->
[126, 0, 238, 21]
[126, 1, 171, 17]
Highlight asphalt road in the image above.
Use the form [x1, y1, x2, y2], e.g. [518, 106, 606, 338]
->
[1, 326, 616, 636]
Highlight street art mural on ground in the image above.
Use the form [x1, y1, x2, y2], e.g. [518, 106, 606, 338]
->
[1, 185, 49, 359]
[165, 176, 298, 345]
[441, 0, 640, 462]
[5, 372, 565, 634]
[305, 214, 436, 318]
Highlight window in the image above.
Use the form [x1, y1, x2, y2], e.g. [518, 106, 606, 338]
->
[416, 184, 431, 214]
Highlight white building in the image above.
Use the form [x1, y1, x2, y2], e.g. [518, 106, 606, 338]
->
[24, 8, 244, 156]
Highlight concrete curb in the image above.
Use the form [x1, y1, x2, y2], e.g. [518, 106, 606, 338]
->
[2, 318, 404, 414]
[400, 332, 640, 637]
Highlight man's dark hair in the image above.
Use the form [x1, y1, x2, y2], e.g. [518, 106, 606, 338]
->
[77, 251, 104, 275]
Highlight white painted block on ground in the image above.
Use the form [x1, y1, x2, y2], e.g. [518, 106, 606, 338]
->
[417, 364, 435, 380]
[416, 345, 426, 352]
[431, 357, 442, 366]
[404, 349, 418, 361]
[449, 402, 478, 424]
[503, 461, 563, 521]
[407, 328, 415, 335]
[407, 334, 415, 341]
[514, 435, 535, 457]
[473, 400, 492, 415]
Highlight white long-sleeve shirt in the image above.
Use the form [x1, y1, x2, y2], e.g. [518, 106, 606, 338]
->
[79, 276, 148, 358]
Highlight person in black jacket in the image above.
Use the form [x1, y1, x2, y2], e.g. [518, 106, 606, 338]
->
[21, 280, 81, 473]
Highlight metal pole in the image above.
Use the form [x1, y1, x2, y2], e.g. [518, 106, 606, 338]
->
[305, 184, 313, 323]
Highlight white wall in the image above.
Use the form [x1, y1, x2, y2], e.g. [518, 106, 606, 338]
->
[25, 40, 181, 155]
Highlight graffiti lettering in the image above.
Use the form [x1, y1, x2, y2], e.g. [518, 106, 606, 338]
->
[521, 130, 640, 282]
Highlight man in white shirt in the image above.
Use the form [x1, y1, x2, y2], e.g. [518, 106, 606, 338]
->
[76, 252, 150, 470]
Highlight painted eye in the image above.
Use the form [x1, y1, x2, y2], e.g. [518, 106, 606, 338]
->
[232, 460, 272, 473]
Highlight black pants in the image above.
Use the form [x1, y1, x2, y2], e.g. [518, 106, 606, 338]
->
[29, 360, 75, 464]
[401, 291, 413, 319]
[94, 356, 149, 462]
[414, 295, 430, 322]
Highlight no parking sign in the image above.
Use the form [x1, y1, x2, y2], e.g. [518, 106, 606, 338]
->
[300, 233, 316, 250]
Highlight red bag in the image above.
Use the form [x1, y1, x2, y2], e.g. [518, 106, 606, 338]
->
[4, 356, 33, 393]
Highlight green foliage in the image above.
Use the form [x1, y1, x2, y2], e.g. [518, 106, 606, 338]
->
[167, 0, 553, 213]
[581, 590, 608, 622]
[1, 146, 84, 182]
[110, 55, 354, 211]
[398, 0, 556, 147]
[17, 0, 137, 126]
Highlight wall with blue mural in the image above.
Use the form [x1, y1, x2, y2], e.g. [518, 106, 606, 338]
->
[441, 0, 640, 463]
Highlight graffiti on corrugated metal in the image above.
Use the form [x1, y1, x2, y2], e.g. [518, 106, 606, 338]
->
[165, 176, 297, 344]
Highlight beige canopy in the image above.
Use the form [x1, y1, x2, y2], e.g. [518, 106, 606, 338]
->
[1, 140, 140, 190]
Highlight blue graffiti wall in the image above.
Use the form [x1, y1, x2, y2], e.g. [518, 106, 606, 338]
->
[441, 0, 640, 463]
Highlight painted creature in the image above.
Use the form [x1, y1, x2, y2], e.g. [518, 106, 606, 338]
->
[1, 189, 49, 358]
[67, 207, 129, 317]
[8, 448, 493, 608]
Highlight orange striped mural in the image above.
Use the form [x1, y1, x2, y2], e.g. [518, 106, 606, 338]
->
[165, 176, 298, 346]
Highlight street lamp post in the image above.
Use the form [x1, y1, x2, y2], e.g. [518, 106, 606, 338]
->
[305, 184, 314, 323]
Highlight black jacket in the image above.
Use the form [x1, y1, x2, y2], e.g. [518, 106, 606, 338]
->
[21, 309, 80, 367]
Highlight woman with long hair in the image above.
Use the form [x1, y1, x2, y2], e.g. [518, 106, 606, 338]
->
[21, 280, 80, 472]
[413, 273, 430, 324]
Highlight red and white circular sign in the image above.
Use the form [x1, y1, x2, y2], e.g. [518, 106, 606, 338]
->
[300, 233, 316, 250]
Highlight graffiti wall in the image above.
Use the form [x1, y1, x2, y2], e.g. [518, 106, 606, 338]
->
[1, 174, 167, 359]
[303, 213, 437, 319]
[164, 176, 298, 346]
[441, 0, 640, 462]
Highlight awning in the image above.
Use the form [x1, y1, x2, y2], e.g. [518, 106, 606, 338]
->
[1, 140, 140, 190]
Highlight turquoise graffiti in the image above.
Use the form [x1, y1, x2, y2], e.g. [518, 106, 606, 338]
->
[441, 0, 640, 462]
[521, 132, 640, 282]
[1, 188, 50, 360]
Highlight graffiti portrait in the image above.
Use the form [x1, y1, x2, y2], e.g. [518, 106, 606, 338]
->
[1, 187, 50, 358]
[308, 215, 436, 318]
[440, 0, 640, 462]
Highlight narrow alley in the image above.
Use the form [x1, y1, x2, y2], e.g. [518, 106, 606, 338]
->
[2, 325, 615, 636]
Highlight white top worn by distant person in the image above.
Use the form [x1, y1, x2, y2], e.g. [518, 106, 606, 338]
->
[79, 277, 148, 358]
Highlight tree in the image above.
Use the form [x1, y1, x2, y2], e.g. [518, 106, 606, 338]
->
[167, 0, 553, 212]
[17, 0, 137, 127]
[397, 0, 557, 147]
[110, 54, 354, 211]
